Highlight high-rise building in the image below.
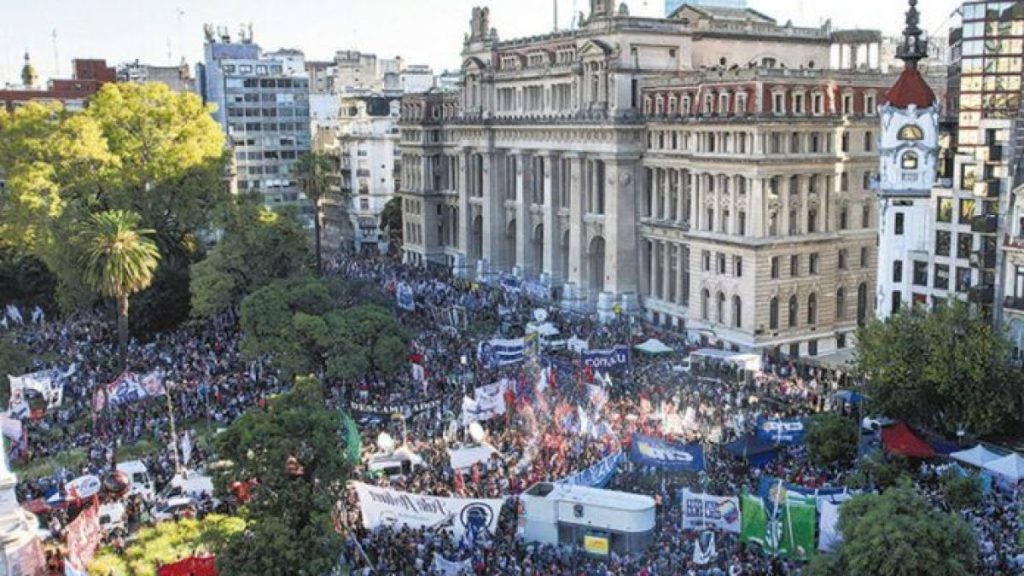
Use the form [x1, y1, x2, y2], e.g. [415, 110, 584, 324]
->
[197, 25, 312, 214]
[398, 0, 899, 357]
[666, 0, 747, 17]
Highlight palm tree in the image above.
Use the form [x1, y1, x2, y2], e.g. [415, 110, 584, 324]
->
[78, 210, 160, 365]
[296, 151, 338, 274]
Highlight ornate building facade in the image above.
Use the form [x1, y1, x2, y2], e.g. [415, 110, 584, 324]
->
[399, 0, 916, 355]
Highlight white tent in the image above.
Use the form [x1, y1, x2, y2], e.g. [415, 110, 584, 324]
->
[634, 339, 673, 355]
[982, 453, 1024, 482]
[950, 444, 1003, 468]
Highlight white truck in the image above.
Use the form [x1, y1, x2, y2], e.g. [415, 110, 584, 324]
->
[116, 460, 155, 501]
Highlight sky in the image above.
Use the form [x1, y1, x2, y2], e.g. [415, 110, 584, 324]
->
[1, 0, 963, 85]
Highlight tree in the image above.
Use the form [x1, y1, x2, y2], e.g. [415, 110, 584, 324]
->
[213, 377, 349, 576]
[856, 302, 1021, 436]
[189, 199, 312, 320]
[805, 413, 859, 467]
[0, 83, 226, 314]
[239, 277, 410, 383]
[295, 152, 337, 274]
[940, 468, 982, 510]
[378, 196, 403, 252]
[78, 210, 160, 364]
[88, 515, 244, 576]
[811, 485, 978, 576]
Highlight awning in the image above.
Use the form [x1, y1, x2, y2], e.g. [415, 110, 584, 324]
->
[634, 339, 673, 355]
[950, 444, 1003, 468]
[982, 453, 1024, 482]
[882, 422, 935, 459]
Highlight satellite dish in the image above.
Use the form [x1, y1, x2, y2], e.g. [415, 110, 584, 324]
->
[376, 432, 395, 453]
[468, 422, 486, 443]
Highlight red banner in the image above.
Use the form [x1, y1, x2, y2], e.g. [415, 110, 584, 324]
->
[65, 503, 101, 573]
[157, 556, 217, 576]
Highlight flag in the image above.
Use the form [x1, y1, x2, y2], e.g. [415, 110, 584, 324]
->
[180, 431, 193, 465]
[740, 492, 769, 550]
[693, 531, 716, 565]
[587, 384, 607, 411]
[342, 410, 361, 464]
[741, 488, 816, 560]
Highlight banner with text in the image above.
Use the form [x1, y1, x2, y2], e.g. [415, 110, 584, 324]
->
[755, 417, 807, 445]
[631, 434, 705, 472]
[681, 489, 741, 533]
[352, 482, 505, 538]
[557, 450, 622, 488]
[581, 345, 631, 372]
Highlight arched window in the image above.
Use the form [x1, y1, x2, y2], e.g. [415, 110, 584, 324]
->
[769, 297, 779, 330]
[717, 292, 725, 323]
[898, 124, 924, 140]
[857, 282, 869, 326]
[701, 289, 710, 320]
[901, 151, 919, 170]
[807, 293, 818, 325]
[788, 295, 799, 328]
[732, 296, 742, 328]
[836, 288, 846, 320]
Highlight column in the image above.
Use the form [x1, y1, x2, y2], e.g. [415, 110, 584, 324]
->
[568, 154, 585, 287]
[675, 243, 685, 306]
[603, 157, 639, 295]
[481, 151, 506, 268]
[690, 173, 701, 230]
[458, 152, 471, 255]
[661, 241, 671, 303]
[542, 153, 560, 281]
[514, 151, 533, 275]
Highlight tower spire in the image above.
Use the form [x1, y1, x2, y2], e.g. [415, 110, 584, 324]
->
[896, 0, 927, 70]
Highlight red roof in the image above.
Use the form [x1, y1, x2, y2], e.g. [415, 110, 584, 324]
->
[882, 422, 936, 459]
[883, 67, 936, 109]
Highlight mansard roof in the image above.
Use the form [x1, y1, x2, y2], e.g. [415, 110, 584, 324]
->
[883, 67, 936, 109]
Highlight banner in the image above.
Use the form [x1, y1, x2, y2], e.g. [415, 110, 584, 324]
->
[352, 482, 505, 538]
[523, 281, 551, 302]
[693, 531, 716, 565]
[757, 477, 851, 509]
[0, 414, 22, 441]
[581, 345, 631, 372]
[157, 556, 218, 576]
[8, 365, 73, 410]
[741, 486, 816, 560]
[65, 502, 101, 573]
[557, 451, 622, 488]
[98, 370, 166, 409]
[473, 381, 508, 420]
[631, 434, 705, 472]
[432, 553, 471, 576]
[755, 417, 807, 445]
[396, 282, 416, 312]
[499, 274, 521, 293]
[448, 444, 498, 471]
[818, 499, 842, 552]
[349, 398, 441, 419]
[681, 489, 741, 533]
[477, 336, 538, 368]
[342, 410, 362, 463]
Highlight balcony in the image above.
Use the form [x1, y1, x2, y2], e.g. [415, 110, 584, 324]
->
[971, 214, 998, 234]
[1005, 296, 1024, 311]
[970, 250, 997, 269]
[974, 178, 1004, 199]
[968, 284, 995, 305]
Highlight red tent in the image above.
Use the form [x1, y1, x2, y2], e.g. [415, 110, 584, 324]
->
[158, 556, 217, 576]
[882, 422, 936, 459]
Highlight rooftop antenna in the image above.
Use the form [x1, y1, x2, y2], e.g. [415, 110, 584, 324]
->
[51, 29, 60, 78]
[176, 8, 185, 62]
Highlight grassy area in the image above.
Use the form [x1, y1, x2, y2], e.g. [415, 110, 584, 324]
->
[14, 448, 87, 482]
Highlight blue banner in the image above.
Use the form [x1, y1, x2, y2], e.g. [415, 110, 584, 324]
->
[581, 345, 631, 372]
[757, 476, 851, 514]
[755, 417, 807, 445]
[499, 275, 521, 293]
[477, 335, 538, 368]
[631, 434, 705, 472]
[557, 451, 622, 488]
[396, 282, 415, 312]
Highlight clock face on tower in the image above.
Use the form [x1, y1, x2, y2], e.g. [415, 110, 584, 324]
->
[898, 124, 924, 141]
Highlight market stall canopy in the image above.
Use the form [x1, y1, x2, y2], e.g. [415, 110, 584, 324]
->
[951, 444, 1003, 468]
[723, 434, 780, 467]
[881, 422, 935, 459]
[689, 348, 762, 371]
[833, 390, 865, 404]
[982, 453, 1024, 482]
[633, 339, 673, 356]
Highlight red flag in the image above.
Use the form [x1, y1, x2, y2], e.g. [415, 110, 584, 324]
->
[454, 470, 465, 493]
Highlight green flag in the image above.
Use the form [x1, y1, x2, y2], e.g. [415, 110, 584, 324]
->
[741, 489, 816, 560]
[779, 495, 816, 561]
[740, 492, 770, 550]
[341, 409, 361, 463]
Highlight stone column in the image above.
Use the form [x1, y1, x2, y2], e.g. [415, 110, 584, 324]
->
[602, 156, 639, 295]
[514, 150, 533, 275]
[676, 243, 686, 305]
[542, 153, 560, 282]
[481, 150, 505, 269]
[458, 151, 471, 256]
[661, 240, 671, 301]
[567, 154, 585, 287]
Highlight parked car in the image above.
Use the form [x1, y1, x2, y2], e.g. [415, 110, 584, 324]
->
[151, 496, 197, 522]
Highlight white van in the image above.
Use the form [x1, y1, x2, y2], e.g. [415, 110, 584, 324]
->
[98, 502, 127, 533]
[116, 460, 155, 500]
[160, 470, 215, 501]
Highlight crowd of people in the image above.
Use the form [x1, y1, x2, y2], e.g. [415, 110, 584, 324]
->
[2, 250, 1021, 575]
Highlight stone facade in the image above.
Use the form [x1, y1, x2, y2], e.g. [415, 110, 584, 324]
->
[399, 2, 896, 353]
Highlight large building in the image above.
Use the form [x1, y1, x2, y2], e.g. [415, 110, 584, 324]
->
[196, 25, 312, 213]
[117, 60, 194, 92]
[398, 0, 908, 356]
[0, 54, 115, 112]
[666, 0, 747, 16]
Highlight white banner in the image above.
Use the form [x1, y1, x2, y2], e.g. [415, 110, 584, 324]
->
[818, 499, 844, 552]
[8, 364, 73, 410]
[473, 381, 508, 420]
[432, 553, 471, 575]
[448, 444, 498, 471]
[681, 489, 741, 533]
[352, 482, 504, 538]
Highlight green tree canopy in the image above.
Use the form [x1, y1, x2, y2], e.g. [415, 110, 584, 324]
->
[77, 210, 160, 363]
[295, 151, 337, 273]
[0, 82, 226, 311]
[811, 485, 978, 576]
[855, 302, 1021, 436]
[239, 277, 410, 382]
[189, 199, 311, 320]
[212, 376, 348, 576]
[805, 413, 859, 467]
[88, 514, 244, 576]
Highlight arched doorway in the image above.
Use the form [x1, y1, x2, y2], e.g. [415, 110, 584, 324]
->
[533, 224, 544, 276]
[588, 236, 605, 294]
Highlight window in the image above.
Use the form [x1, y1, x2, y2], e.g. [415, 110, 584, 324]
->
[864, 131, 874, 152]
[892, 291, 902, 314]
[934, 264, 950, 290]
[957, 233, 973, 259]
[836, 288, 847, 320]
[788, 295, 799, 328]
[838, 249, 848, 270]
[866, 94, 876, 115]
[771, 257, 780, 279]
[769, 297, 779, 330]
[913, 261, 928, 286]
[937, 198, 953, 222]
[837, 333, 847, 349]
[898, 124, 924, 140]
[732, 296, 742, 328]
[809, 253, 819, 275]
[808, 209, 818, 233]
[790, 255, 800, 277]
[807, 293, 818, 325]
[956, 267, 972, 292]
[860, 246, 869, 268]
[862, 204, 871, 228]
[841, 132, 850, 153]
[895, 213, 905, 235]
[717, 292, 726, 323]
[702, 250, 711, 272]
[841, 172, 849, 193]
[901, 152, 918, 170]
[893, 260, 903, 283]
[959, 198, 976, 223]
[701, 289, 710, 320]
[842, 93, 853, 115]
[773, 93, 785, 114]
[717, 253, 727, 274]
[734, 256, 743, 278]
[936, 231, 951, 256]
